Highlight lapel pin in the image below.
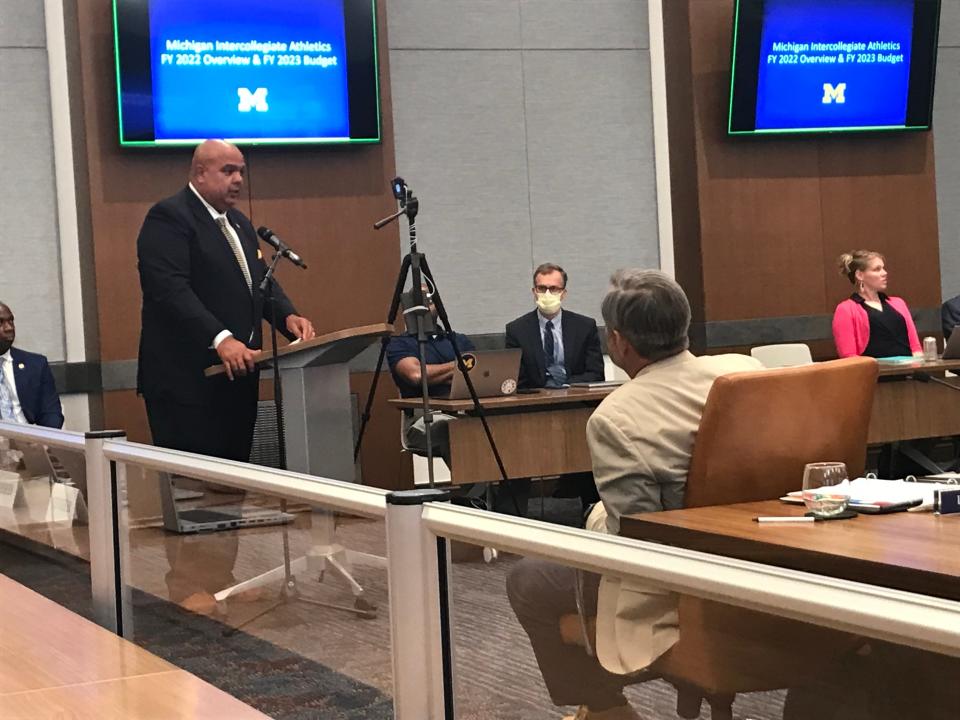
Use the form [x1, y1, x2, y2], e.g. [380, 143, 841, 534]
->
[17, 363, 24, 370]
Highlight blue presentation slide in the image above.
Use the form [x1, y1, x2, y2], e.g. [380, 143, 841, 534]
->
[147, 0, 350, 141]
[754, 0, 915, 131]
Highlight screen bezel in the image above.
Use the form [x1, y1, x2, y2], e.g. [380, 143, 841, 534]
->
[112, 0, 381, 147]
[727, 0, 942, 136]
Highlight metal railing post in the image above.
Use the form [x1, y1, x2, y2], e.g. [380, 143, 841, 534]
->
[385, 489, 454, 719]
[85, 430, 132, 638]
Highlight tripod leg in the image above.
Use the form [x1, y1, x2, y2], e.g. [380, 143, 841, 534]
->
[353, 336, 390, 462]
[421, 256, 523, 515]
[354, 254, 413, 461]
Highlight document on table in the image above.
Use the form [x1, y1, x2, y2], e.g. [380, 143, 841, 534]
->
[783, 477, 957, 510]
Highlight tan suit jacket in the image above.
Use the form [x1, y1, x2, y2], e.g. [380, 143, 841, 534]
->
[585, 350, 762, 674]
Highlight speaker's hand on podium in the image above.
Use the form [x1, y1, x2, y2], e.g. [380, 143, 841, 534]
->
[217, 337, 257, 380]
[285, 314, 315, 341]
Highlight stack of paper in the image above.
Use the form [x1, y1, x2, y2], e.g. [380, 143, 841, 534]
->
[784, 477, 957, 510]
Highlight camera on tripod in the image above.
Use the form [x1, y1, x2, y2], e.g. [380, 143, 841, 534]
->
[392, 176, 407, 201]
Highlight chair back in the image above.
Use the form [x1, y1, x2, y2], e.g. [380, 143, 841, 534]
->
[399, 411, 451, 485]
[684, 356, 877, 508]
[603, 354, 630, 382]
[749, 343, 813, 368]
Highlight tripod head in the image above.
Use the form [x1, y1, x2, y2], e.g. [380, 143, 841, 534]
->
[375, 176, 419, 230]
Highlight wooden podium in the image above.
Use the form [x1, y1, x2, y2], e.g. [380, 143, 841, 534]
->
[206, 323, 392, 480]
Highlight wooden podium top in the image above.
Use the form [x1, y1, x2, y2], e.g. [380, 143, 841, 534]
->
[204, 323, 393, 377]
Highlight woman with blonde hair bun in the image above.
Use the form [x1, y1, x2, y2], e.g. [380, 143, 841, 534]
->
[832, 250, 921, 358]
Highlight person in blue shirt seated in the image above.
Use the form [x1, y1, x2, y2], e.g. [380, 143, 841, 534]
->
[386, 288, 529, 515]
[0, 302, 64, 429]
[386, 288, 474, 466]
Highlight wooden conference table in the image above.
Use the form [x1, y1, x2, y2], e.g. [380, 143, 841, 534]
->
[619, 499, 960, 602]
[0, 575, 268, 719]
[390, 358, 960, 484]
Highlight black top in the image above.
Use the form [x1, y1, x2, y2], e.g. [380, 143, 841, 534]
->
[855, 293, 912, 358]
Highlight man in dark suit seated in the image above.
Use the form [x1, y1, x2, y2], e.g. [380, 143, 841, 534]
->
[136, 139, 316, 613]
[506, 262, 605, 390]
[506, 263, 605, 505]
[0, 302, 64, 428]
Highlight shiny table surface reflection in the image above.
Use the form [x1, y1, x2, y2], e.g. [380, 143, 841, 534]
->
[0, 575, 268, 719]
[621, 500, 960, 601]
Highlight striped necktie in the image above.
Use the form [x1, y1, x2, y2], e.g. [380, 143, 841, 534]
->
[216, 216, 253, 293]
[544, 320, 556, 364]
[0, 356, 15, 421]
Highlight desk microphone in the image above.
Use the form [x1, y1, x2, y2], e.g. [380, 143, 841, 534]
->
[911, 372, 960, 392]
[257, 226, 308, 269]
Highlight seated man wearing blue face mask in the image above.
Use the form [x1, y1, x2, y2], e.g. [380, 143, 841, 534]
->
[506, 263, 605, 390]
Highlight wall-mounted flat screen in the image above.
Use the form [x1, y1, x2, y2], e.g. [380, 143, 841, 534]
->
[728, 0, 941, 135]
[113, 0, 380, 146]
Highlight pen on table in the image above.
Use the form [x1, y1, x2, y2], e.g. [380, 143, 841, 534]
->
[754, 516, 816, 523]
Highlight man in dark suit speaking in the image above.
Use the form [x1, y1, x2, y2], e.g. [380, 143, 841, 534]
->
[505, 262, 605, 389]
[136, 140, 315, 613]
[0, 302, 64, 428]
[137, 139, 315, 463]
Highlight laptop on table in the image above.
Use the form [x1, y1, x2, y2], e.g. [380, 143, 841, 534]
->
[444, 348, 522, 400]
[942, 329, 960, 360]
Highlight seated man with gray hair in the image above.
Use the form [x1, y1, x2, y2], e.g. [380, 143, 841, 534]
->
[506, 269, 760, 720]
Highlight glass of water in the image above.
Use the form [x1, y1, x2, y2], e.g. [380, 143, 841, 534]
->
[802, 462, 850, 518]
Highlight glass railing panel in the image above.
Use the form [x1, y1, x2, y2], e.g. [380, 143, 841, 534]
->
[119, 464, 394, 720]
[446, 530, 960, 720]
[0, 438, 93, 618]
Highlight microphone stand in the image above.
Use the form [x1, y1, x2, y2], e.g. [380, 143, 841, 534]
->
[226, 248, 376, 636]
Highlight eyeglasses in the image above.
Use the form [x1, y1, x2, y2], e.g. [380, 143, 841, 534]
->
[534, 285, 565, 294]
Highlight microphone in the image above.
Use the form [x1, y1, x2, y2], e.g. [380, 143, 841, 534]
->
[256, 226, 308, 269]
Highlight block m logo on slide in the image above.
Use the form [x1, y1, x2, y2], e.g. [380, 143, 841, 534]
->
[237, 87, 269, 112]
[822, 83, 847, 105]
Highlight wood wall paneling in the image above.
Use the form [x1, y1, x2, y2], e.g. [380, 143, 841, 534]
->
[75, 1, 404, 489]
[663, 0, 705, 349]
[817, 134, 941, 310]
[350, 371, 413, 492]
[674, 0, 941, 339]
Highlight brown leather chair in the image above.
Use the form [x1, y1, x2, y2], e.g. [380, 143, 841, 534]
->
[562, 356, 879, 719]
[684, 355, 876, 507]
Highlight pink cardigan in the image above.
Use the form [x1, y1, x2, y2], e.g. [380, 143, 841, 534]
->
[832, 296, 921, 358]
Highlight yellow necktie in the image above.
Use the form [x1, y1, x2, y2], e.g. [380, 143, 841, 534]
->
[217, 216, 252, 293]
